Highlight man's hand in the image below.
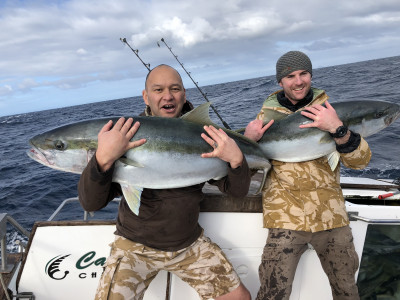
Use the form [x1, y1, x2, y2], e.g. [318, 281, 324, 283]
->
[200, 125, 243, 169]
[96, 117, 146, 172]
[244, 119, 274, 141]
[299, 100, 343, 133]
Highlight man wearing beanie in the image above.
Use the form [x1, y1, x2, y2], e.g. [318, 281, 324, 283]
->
[245, 51, 371, 300]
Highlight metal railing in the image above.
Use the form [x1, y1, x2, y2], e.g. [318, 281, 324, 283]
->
[47, 197, 121, 221]
[348, 211, 400, 224]
[0, 214, 30, 273]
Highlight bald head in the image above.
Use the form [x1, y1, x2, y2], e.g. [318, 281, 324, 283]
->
[145, 64, 183, 90]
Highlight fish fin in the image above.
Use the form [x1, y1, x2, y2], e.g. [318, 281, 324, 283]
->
[118, 157, 144, 168]
[181, 102, 219, 127]
[261, 109, 288, 123]
[327, 151, 340, 171]
[87, 149, 96, 162]
[121, 184, 143, 215]
[183, 102, 260, 147]
[254, 168, 269, 195]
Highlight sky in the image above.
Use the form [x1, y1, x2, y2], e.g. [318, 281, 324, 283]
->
[0, 0, 399, 117]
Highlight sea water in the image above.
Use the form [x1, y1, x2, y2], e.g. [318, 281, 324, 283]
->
[1, 55, 400, 234]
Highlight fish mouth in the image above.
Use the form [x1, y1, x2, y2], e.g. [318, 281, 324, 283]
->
[27, 145, 53, 166]
[385, 109, 400, 126]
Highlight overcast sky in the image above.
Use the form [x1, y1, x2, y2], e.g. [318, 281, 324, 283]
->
[1, 0, 399, 117]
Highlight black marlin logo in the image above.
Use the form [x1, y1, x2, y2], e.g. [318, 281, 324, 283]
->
[45, 254, 71, 280]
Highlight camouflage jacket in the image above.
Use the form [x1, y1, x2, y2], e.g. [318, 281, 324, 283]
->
[256, 88, 372, 232]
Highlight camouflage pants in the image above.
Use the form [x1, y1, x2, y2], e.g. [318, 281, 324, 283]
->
[95, 234, 240, 300]
[257, 226, 360, 300]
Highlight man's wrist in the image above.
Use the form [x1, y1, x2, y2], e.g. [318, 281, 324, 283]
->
[229, 154, 244, 169]
[95, 152, 114, 172]
[329, 125, 348, 138]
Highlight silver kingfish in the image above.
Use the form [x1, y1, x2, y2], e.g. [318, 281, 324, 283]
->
[257, 100, 400, 167]
[27, 103, 271, 215]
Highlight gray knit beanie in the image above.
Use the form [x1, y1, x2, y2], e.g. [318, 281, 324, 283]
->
[276, 51, 312, 83]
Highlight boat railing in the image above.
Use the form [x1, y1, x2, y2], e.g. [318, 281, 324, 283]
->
[348, 211, 400, 224]
[47, 197, 121, 221]
[0, 213, 30, 273]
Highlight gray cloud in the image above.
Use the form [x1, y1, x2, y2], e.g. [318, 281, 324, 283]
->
[0, 0, 399, 116]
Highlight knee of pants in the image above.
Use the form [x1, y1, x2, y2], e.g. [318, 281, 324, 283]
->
[319, 243, 359, 277]
[258, 245, 303, 288]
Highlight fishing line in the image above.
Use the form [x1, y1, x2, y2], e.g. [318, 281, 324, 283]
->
[158, 38, 231, 129]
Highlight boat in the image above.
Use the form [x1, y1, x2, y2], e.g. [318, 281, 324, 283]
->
[1, 174, 400, 300]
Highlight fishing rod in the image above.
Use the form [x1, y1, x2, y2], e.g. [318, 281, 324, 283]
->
[120, 38, 151, 71]
[158, 38, 231, 129]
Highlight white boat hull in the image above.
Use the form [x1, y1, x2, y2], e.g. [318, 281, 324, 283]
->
[4, 177, 400, 299]
[12, 202, 400, 300]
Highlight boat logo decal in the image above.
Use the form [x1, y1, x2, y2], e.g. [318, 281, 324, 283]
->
[45, 254, 71, 280]
[44, 251, 106, 281]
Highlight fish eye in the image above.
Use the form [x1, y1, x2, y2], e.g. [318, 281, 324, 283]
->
[376, 111, 384, 118]
[54, 140, 66, 150]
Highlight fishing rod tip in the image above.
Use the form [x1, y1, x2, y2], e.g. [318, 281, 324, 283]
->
[161, 38, 165, 42]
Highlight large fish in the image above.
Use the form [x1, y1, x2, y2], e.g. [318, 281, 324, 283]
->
[257, 100, 400, 166]
[27, 103, 271, 214]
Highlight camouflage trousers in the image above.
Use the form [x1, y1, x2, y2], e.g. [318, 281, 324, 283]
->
[257, 226, 360, 300]
[94, 234, 240, 300]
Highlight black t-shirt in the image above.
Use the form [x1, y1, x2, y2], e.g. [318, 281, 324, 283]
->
[78, 149, 251, 251]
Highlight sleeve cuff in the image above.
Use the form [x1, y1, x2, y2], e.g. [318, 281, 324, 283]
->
[228, 156, 249, 176]
[89, 154, 114, 183]
[336, 131, 361, 153]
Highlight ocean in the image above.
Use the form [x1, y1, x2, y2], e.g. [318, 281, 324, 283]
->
[1, 55, 400, 244]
